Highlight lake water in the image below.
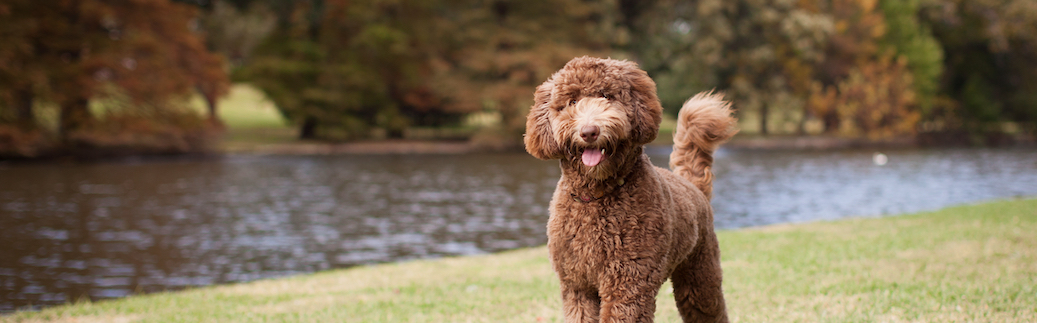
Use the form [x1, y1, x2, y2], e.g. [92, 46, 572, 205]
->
[1, 147, 1035, 311]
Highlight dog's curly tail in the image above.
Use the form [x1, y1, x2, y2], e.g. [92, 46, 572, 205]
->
[670, 91, 738, 200]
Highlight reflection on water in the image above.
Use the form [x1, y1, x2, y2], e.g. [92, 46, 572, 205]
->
[1, 147, 1036, 311]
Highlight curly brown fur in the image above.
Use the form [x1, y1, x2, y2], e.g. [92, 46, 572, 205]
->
[670, 92, 739, 200]
[524, 56, 737, 323]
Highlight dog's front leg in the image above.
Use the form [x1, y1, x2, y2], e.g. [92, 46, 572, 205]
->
[597, 287, 660, 322]
[596, 258, 667, 323]
[561, 285, 601, 323]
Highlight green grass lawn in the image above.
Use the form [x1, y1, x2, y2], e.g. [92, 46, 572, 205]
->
[190, 84, 288, 130]
[7, 198, 1035, 322]
[189, 84, 299, 149]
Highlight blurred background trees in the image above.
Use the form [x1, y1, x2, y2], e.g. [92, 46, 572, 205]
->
[1, 0, 1035, 157]
[0, 0, 228, 157]
[237, 0, 616, 140]
[920, 0, 1037, 139]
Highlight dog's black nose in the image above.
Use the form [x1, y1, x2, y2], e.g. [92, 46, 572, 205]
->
[581, 125, 600, 142]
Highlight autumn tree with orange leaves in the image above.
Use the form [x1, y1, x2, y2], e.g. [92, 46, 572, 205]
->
[804, 0, 921, 138]
[0, 0, 228, 157]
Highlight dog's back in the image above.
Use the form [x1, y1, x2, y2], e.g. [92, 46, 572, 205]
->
[669, 92, 739, 200]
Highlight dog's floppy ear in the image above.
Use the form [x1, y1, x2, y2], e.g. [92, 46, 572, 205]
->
[524, 79, 564, 160]
[624, 63, 663, 145]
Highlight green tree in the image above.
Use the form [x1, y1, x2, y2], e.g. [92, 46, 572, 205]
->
[427, 0, 617, 135]
[198, 0, 278, 69]
[242, 0, 435, 139]
[878, 0, 943, 114]
[240, 0, 326, 138]
[920, 0, 1037, 136]
[643, 0, 832, 134]
[242, 0, 617, 140]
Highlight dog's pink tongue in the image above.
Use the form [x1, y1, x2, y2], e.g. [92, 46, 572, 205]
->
[582, 149, 603, 167]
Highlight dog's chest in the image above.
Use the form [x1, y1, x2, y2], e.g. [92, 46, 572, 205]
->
[546, 202, 632, 286]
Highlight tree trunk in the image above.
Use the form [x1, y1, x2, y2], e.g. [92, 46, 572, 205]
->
[59, 97, 92, 141]
[797, 105, 808, 135]
[206, 94, 218, 120]
[823, 111, 840, 134]
[299, 116, 318, 139]
[14, 88, 35, 130]
[198, 85, 219, 121]
[759, 103, 769, 135]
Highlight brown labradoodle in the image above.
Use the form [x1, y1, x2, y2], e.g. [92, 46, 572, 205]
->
[524, 56, 737, 323]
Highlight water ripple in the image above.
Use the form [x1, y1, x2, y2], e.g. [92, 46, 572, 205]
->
[1, 148, 1035, 311]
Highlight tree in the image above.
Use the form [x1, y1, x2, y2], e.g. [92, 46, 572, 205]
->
[798, 0, 921, 138]
[807, 0, 882, 134]
[0, 0, 43, 130]
[810, 54, 919, 138]
[242, 0, 618, 140]
[920, 0, 1037, 136]
[426, 0, 617, 134]
[0, 0, 229, 155]
[878, 0, 943, 114]
[643, 0, 832, 134]
[198, 0, 277, 69]
[0, 0, 110, 138]
[100, 0, 230, 122]
[241, 0, 411, 140]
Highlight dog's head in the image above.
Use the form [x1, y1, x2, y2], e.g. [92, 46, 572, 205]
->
[524, 56, 663, 179]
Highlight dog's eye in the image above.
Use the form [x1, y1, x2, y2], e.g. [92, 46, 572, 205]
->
[568, 99, 577, 106]
[602, 93, 613, 100]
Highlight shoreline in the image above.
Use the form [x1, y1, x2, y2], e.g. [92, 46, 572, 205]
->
[3, 133, 1034, 162]
[215, 135, 918, 156]
[216, 133, 1030, 156]
[6, 197, 1035, 321]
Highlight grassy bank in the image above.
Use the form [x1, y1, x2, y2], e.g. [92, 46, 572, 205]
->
[7, 198, 1035, 322]
[190, 84, 298, 151]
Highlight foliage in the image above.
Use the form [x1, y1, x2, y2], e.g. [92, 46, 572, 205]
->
[877, 0, 943, 113]
[198, 0, 277, 69]
[633, 0, 1029, 140]
[240, 0, 431, 140]
[920, 0, 1037, 135]
[798, 0, 922, 139]
[64, 108, 219, 156]
[426, 0, 618, 137]
[4, 0, 1036, 152]
[810, 54, 920, 138]
[239, 0, 617, 140]
[620, 0, 837, 134]
[0, 0, 229, 157]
